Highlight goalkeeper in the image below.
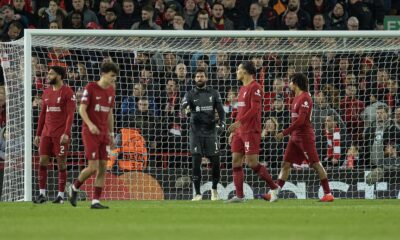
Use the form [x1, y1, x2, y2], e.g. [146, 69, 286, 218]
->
[181, 69, 226, 201]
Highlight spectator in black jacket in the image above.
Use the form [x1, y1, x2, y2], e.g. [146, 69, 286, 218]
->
[222, 0, 246, 29]
[245, 2, 270, 30]
[116, 0, 140, 29]
[348, 0, 374, 30]
[326, 1, 347, 30]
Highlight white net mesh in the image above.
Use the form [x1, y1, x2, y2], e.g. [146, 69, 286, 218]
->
[2, 32, 400, 201]
[0, 39, 25, 201]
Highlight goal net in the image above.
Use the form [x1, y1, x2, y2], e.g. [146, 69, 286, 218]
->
[1, 30, 400, 201]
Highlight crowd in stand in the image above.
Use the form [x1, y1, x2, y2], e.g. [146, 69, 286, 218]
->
[0, 0, 399, 176]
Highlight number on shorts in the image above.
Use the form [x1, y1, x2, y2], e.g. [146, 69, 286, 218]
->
[60, 145, 65, 155]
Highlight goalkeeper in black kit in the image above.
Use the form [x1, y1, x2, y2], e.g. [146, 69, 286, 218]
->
[181, 69, 226, 201]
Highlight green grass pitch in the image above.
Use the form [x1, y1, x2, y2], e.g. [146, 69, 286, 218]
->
[0, 200, 399, 240]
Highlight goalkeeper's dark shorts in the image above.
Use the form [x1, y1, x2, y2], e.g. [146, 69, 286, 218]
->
[190, 135, 220, 157]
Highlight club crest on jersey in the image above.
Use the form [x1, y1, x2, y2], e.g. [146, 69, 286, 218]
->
[255, 89, 261, 96]
[108, 96, 112, 103]
[301, 101, 309, 108]
[243, 92, 247, 98]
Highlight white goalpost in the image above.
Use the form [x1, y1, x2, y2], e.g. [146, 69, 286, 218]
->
[1, 30, 400, 201]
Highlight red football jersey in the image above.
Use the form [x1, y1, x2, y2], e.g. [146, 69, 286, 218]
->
[236, 80, 263, 134]
[81, 82, 115, 134]
[283, 92, 314, 137]
[36, 85, 76, 137]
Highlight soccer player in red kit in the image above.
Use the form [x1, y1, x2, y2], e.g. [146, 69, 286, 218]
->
[272, 73, 334, 202]
[33, 66, 76, 204]
[67, 62, 119, 209]
[227, 61, 280, 203]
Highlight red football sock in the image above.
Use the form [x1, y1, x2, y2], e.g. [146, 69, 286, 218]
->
[277, 179, 286, 188]
[321, 178, 331, 195]
[73, 179, 83, 190]
[252, 164, 277, 190]
[58, 169, 67, 193]
[38, 166, 47, 190]
[233, 166, 244, 198]
[93, 187, 103, 200]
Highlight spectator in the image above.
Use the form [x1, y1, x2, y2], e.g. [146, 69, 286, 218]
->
[326, 1, 347, 30]
[175, 63, 193, 94]
[348, 0, 373, 30]
[265, 94, 290, 131]
[131, 5, 161, 30]
[385, 79, 399, 111]
[263, 78, 289, 112]
[1, 4, 27, 27]
[120, 97, 160, 151]
[222, 0, 246, 29]
[340, 84, 365, 140]
[64, 10, 84, 29]
[346, 16, 359, 30]
[212, 64, 235, 100]
[362, 105, 396, 167]
[196, 0, 211, 15]
[261, 117, 286, 168]
[120, 82, 158, 116]
[68, 0, 99, 26]
[258, 0, 278, 29]
[191, 9, 215, 30]
[280, 0, 311, 30]
[251, 55, 267, 88]
[305, 0, 333, 18]
[210, 2, 234, 30]
[365, 0, 385, 30]
[366, 142, 400, 184]
[173, 12, 188, 30]
[313, 90, 345, 147]
[1, 20, 23, 41]
[324, 115, 341, 166]
[115, 0, 140, 29]
[38, 0, 67, 29]
[307, 55, 329, 95]
[160, 4, 177, 30]
[361, 88, 388, 129]
[183, 0, 198, 29]
[343, 144, 358, 169]
[223, 87, 239, 121]
[282, 10, 298, 30]
[103, 7, 118, 29]
[245, 2, 269, 30]
[96, 0, 110, 28]
[12, 0, 35, 27]
[312, 13, 327, 30]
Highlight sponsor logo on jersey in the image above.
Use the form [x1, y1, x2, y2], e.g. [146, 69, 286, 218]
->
[94, 104, 111, 112]
[237, 101, 246, 107]
[57, 97, 61, 103]
[46, 106, 61, 112]
[301, 101, 309, 108]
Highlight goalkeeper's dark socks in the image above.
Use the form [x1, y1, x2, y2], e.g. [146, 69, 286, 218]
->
[320, 178, 331, 195]
[39, 165, 47, 190]
[94, 186, 103, 200]
[192, 155, 202, 195]
[233, 166, 244, 198]
[210, 156, 220, 190]
[251, 163, 278, 190]
[277, 179, 286, 188]
[58, 169, 67, 193]
[73, 180, 83, 190]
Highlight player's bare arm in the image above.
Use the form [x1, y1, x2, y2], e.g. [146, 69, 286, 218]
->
[79, 103, 100, 135]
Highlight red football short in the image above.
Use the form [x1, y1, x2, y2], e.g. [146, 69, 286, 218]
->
[231, 132, 261, 155]
[283, 137, 320, 165]
[82, 132, 110, 161]
[39, 136, 69, 158]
